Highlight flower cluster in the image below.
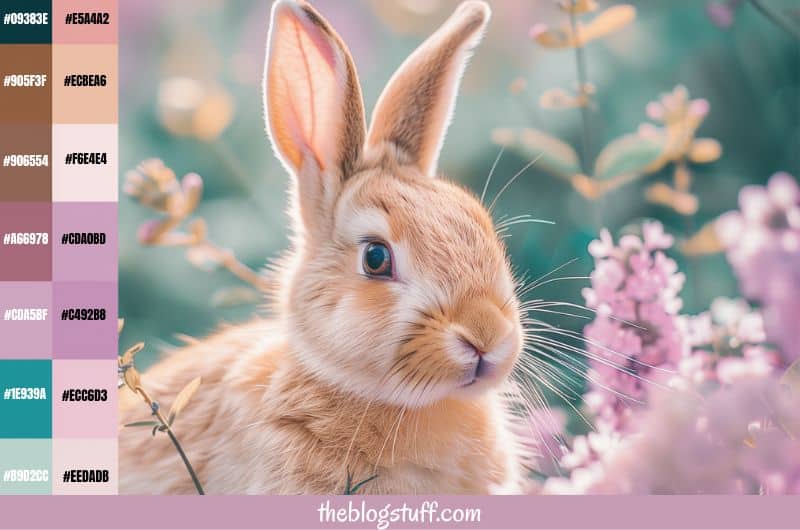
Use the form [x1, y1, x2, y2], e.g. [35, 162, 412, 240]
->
[678, 298, 780, 390]
[581, 221, 687, 432]
[539, 218, 798, 494]
[123, 158, 204, 245]
[545, 377, 800, 494]
[124, 159, 269, 295]
[641, 85, 721, 215]
[716, 172, 800, 363]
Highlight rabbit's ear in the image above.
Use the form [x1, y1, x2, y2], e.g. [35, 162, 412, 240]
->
[265, 0, 366, 233]
[366, 1, 490, 177]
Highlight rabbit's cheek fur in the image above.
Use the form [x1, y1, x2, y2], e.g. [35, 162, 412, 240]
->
[284, 245, 405, 401]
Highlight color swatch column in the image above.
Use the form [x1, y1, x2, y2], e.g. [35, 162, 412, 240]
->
[50, 0, 118, 495]
[0, 0, 54, 495]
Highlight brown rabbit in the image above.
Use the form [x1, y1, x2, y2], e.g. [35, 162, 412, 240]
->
[119, 0, 526, 494]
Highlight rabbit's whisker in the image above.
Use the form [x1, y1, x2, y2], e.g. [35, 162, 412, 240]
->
[480, 145, 505, 204]
[487, 153, 544, 213]
[516, 258, 581, 299]
[525, 320, 674, 374]
[341, 394, 377, 487]
[514, 360, 594, 431]
[522, 299, 647, 331]
[373, 405, 407, 477]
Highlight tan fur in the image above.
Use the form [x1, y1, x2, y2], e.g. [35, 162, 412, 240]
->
[120, 0, 524, 495]
[366, 1, 491, 176]
[119, 320, 514, 494]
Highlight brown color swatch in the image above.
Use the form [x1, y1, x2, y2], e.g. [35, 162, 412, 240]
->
[0, 125, 51, 201]
[0, 45, 52, 124]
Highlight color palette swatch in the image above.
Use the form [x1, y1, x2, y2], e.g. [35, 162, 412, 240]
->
[0, 0, 118, 495]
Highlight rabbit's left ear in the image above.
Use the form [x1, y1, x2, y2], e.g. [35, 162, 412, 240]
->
[366, 1, 490, 177]
[265, 0, 366, 234]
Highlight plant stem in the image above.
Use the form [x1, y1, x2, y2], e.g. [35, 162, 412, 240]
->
[568, 7, 592, 172]
[155, 230, 271, 291]
[135, 387, 205, 495]
[749, 0, 800, 40]
[217, 246, 271, 291]
[568, 2, 602, 226]
[165, 429, 205, 495]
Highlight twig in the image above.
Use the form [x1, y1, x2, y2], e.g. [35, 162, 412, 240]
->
[134, 387, 205, 495]
[217, 247, 271, 291]
[568, 4, 593, 172]
[165, 429, 206, 495]
[149, 231, 270, 291]
[749, 0, 800, 40]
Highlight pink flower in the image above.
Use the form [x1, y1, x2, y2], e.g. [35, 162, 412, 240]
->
[581, 221, 687, 432]
[545, 377, 800, 494]
[588, 229, 615, 258]
[717, 172, 800, 363]
[642, 221, 674, 251]
[677, 298, 779, 389]
[517, 408, 568, 477]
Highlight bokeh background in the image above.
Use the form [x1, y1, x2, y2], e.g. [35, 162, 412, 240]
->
[119, 0, 799, 401]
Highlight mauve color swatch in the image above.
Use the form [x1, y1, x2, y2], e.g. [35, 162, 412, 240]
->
[52, 282, 117, 358]
[0, 282, 52, 359]
[52, 203, 118, 281]
[0, 202, 52, 280]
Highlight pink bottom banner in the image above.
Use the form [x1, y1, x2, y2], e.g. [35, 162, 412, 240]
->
[0, 495, 798, 529]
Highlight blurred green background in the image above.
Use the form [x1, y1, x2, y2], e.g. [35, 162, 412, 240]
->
[119, 0, 799, 408]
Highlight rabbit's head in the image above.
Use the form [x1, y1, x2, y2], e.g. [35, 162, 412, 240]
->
[265, 0, 521, 407]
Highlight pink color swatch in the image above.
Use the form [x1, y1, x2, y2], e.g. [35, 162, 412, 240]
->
[52, 124, 118, 202]
[52, 0, 119, 44]
[51, 438, 118, 495]
[51, 360, 117, 438]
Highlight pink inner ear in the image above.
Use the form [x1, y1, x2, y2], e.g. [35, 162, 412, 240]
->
[293, 9, 337, 71]
[267, 5, 344, 173]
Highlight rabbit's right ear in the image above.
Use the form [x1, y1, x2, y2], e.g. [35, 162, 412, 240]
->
[366, 1, 490, 177]
[265, 0, 366, 235]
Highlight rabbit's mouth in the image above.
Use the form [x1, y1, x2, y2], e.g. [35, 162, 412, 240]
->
[460, 357, 496, 388]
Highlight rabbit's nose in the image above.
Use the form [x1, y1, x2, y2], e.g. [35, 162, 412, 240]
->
[459, 335, 485, 357]
[450, 297, 513, 355]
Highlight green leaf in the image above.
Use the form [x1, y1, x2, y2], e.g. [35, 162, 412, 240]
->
[124, 420, 159, 428]
[594, 133, 664, 181]
[343, 468, 378, 495]
[513, 128, 581, 179]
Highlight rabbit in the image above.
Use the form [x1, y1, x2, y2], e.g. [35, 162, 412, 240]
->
[119, 0, 527, 495]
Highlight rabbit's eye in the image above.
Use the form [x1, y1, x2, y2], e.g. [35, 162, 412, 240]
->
[362, 241, 393, 279]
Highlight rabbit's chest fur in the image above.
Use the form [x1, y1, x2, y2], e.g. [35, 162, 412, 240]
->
[119, 320, 521, 494]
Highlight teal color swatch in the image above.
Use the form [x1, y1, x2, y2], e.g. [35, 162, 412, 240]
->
[0, 360, 52, 438]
